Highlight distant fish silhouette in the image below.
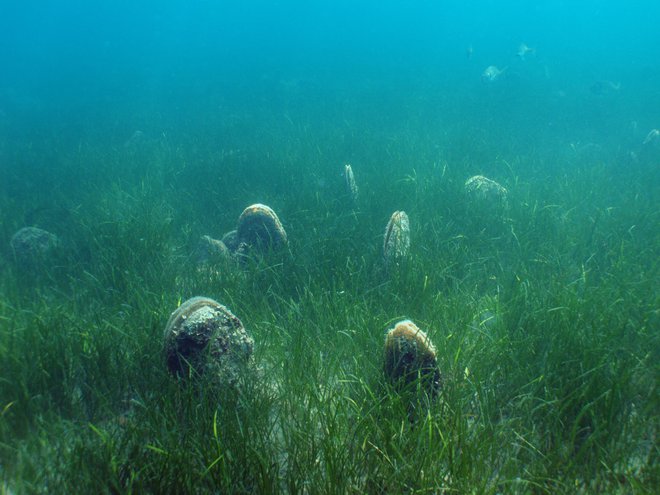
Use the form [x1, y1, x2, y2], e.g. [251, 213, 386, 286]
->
[466, 44, 474, 59]
[516, 43, 535, 60]
[589, 80, 621, 95]
[642, 128, 659, 145]
[482, 65, 506, 82]
[123, 130, 144, 148]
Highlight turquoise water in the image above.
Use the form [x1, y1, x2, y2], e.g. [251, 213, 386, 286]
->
[2, 1, 659, 149]
[0, 2, 658, 492]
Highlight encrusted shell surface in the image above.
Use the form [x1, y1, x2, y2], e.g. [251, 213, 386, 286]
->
[236, 204, 287, 250]
[221, 230, 240, 253]
[464, 175, 508, 207]
[383, 211, 411, 265]
[163, 296, 254, 381]
[10, 226, 59, 266]
[384, 320, 440, 394]
[196, 235, 230, 265]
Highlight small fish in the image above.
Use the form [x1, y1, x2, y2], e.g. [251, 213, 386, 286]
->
[516, 43, 535, 60]
[466, 44, 474, 59]
[482, 65, 506, 82]
[642, 129, 659, 145]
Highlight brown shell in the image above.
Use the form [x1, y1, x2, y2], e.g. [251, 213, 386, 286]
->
[384, 320, 440, 394]
[236, 204, 288, 250]
[163, 297, 253, 381]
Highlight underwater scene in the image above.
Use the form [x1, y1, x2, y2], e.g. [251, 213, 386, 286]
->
[0, 1, 658, 493]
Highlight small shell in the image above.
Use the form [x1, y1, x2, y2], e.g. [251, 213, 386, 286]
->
[344, 164, 358, 202]
[236, 204, 288, 250]
[383, 211, 411, 265]
[464, 175, 508, 207]
[384, 320, 440, 394]
[163, 296, 254, 381]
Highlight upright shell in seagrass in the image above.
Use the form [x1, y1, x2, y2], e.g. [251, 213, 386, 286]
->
[464, 175, 508, 209]
[236, 203, 288, 252]
[344, 163, 359, 203]
[383, 210, 411, 267]
[163, 296, 254, 383]
[384, 319, 441, 396]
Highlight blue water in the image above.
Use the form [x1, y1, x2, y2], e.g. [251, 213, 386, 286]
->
[1, 1, 659, 171]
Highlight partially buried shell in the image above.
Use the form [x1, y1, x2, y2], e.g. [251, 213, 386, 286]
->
[221, 230, 240, 253]
[163, 296, 254, 382]
[384, 320, 441, 395]
[10, 226, 59, 267]
[383, 211, 411, 265]
[195, 235, 231, 265]
[464, 175, 508, 207]
[236, 204, 287, 251]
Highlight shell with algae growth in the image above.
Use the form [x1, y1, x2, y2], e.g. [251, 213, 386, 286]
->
[163, 296, 254, 382]
[384, 320, 441, 395]
[221, 230, 240, 253]
[383, 211, 411, 265]
[10, 226, 59, 266]
[464, 175, 508, 207]
[236, 203, 288, 251]
[195, 235, 231, 265]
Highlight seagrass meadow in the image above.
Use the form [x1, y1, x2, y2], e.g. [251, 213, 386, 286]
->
[2, 2, 660, 491]
[0, 75, 658, 493]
